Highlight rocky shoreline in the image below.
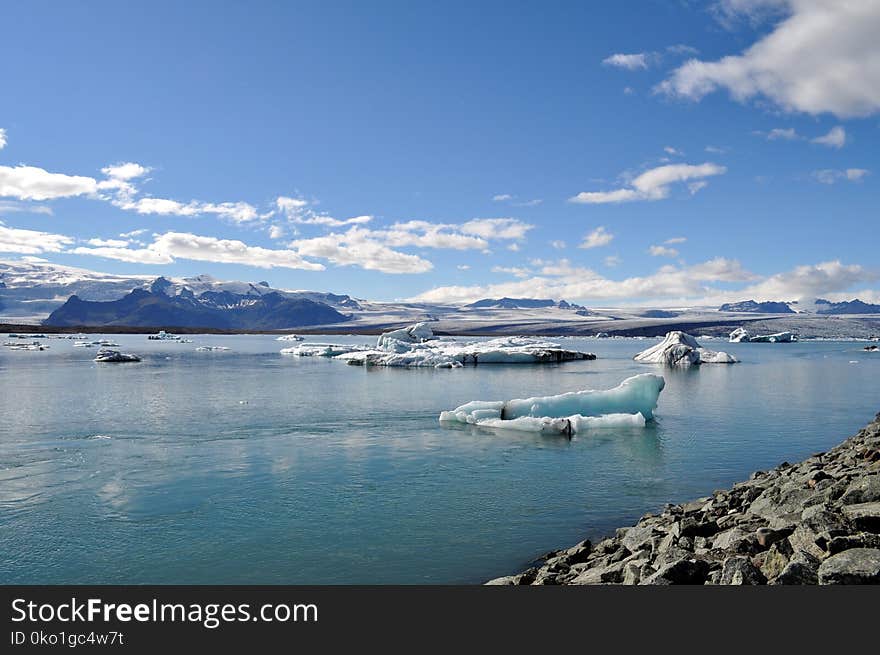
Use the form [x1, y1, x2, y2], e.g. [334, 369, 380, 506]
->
[488, 413, 880, 585]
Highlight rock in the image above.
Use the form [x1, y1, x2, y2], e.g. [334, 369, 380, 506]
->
[841, 501, 880, 532]
[761, 540, 794, 579]
[622, 562, 642, 585]
[564, 545, 593, 565]
[621, 526, 656, 553]
[787, 525, 826, 560]
[679, 516, 719, 538]
[817, 548, 880, 584]
[719, 556, 767, 585]
[712, 527, 749, 551]
[640, 559, 710, 585]
[749, 484, 815, 526]
[826, 533, 880, 555]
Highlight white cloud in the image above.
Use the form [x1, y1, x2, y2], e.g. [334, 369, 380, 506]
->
[0, 200, 54, 216]
[457, 264, 470, 271]
[0, 128, 6, 150]
[0, 165, 98, 201]
[289, 227, 433, 274]
[665, 237, 687, 244]
[101, 162, 150, 181]
[740, 260, 877, 300]
[688, 180, 709, 194]
[492, 265, 532, 279]
[579, 226, 614, 249]
[409, 257, 870, 306]
[267, 225, 285, 239]
[409, 257, 761, 305]
[705, 145, 727, 154]
[0, 224, 74, 254]
[664, 146, 684, 156]
[570, 162, 726, 204]
[114, 197, 260, 223]
[73, 231, 326, 270]
[812, 168, 870, 184]
[811, 125, 846, 148]
[492, 194, 512, 202]
[460, 218, 533, 240]
[659, 1, 880, 118]
[602, 53, 649, 70]
[550, 240, 567, 250]
[119, 229, 148, 238]
[766, 127, 800, 141]
[87, 238, 130, 248]
[275, 196, 373, 227]
[648, 245, 679, 258]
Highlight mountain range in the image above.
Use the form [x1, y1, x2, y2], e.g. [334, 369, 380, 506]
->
[44, 278, 351, 329]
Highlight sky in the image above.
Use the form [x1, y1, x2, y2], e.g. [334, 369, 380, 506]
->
[0, 0, 878, 306]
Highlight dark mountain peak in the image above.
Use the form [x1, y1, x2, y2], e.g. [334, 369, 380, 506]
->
[150, 277, 174, 296]
[815, 298, 880, 314]
[257, 281, 270, 287]
[44, 286, 351, 329]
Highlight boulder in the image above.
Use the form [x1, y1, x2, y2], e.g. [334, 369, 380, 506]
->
[818, 548, 880, 584]
[640, 559, 710, 585]
[719, 556, 767, 585]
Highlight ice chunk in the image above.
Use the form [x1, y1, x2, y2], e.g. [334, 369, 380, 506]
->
[376, 322, 437, 348]
[634, 331, 737, 366]
[728, 328, 796, 343]
[280, 343, 370, 357]
[281, 325, 596, 368]
[729, 327, 751, 343]
[439, 373, 664, 435]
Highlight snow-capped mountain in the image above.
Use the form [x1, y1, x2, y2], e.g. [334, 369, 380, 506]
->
[0, 259, 361, 320]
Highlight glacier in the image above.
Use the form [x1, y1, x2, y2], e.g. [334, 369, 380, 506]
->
[439, 373, 664, 435]
[634, 331, 738, 367]
[281, 323, 596, 368]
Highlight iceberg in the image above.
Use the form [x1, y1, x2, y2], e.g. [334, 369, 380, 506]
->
[376, 322, 437, 349]
[728, 328, 796, 343]
[634, 331, 738, 367]
[93, 349, 141, 362]
[439, 373, 664, 434]
[275, 334, 304, 341]
[281, 324, 596, 368]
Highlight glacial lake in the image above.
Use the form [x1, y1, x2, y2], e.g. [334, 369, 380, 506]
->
[1, 334, 878, 584]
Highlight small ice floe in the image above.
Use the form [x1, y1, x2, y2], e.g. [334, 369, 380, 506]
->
[94, 349, 141, 363]
[634, 331, 737, 367]
[729, 328, 796, 343]
[275, 334, 305, 341]
[282, 323, 595, 368]
[3, 340, 48, 351]
[195, 346, 231, 351]
[439, 373, 665, 435]
[147, 330, 190, 342]
[864, 345, 878, 352]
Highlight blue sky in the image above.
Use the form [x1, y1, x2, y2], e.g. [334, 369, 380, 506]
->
[0, 0, 877, 305]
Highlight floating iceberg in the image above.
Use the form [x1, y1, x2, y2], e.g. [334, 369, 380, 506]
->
[275, 334, 304, 341]
[729, 328, 796, 343]
[94, 349, 141, 362]
[195, 346, 231, 351]
[281, 323, 596, 368]
[281, 343, 371, 358]
[634, 331, 737, 367]
[376, 322, 437, 349]
[439, 373, 664, 435]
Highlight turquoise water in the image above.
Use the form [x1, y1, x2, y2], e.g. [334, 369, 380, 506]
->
[1, 334, 878, 584]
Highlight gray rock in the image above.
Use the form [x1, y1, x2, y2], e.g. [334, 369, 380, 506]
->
[622, 525, 656, 553]
[749, 484, 815, 526]
[712, 527, 749, 551]
[787, 525, 826, 560]
[818, 548, 880, 584]
[842, 501, 880, 532]
[840, 476, 880, 504]
[826, 532, 880, 555]
[719, 556, 767, 585]
[640, 558, 710, 585]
